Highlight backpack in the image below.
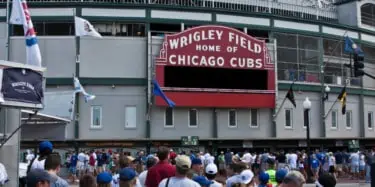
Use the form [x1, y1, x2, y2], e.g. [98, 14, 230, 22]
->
[89, 155, 95, 166]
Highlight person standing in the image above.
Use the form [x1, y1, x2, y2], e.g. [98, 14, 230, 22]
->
[138, 157, 157, 187]
[69, 151, 78, 183]
[145, 147, 176, 187]
[44, 153, 69, 187]
[158, 155, 200, 187]
[30, 141, 53, 171]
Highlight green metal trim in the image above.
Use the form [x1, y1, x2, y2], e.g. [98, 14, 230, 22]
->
[150, 18, 210, 25]
[46, 78, 147, 86]
[212, 13, 217, 23]
[46, 78, 72, 85]
[278, 83, 365, 95]
[32, 16, 75, 21]
[80, 78, 147, 86]
[81, 16, 146, 22]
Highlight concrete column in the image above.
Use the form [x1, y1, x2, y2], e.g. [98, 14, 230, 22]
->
[0, 108, 20, 187]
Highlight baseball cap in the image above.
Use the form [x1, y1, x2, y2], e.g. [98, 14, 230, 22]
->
[205, 163, 218, 174]
[96, 172, 112, 184]
[276, 169, 288, 183]
[39, 141, 53, 153]
[193, 176, 213, 186]
[316, 173, 336, 187]
[240, 169, 254, 184]
[175, 155, 191, 168]
[258, 172, 270, 184]
[119, 168, 136, 181]
[191, 158, 202, 165]
[26, 169, 51, 187]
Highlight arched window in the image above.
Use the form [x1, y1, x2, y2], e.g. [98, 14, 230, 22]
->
[361, 3, 375, 27]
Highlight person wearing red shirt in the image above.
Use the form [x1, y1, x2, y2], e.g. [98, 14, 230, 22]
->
[145, 147, 176, 187]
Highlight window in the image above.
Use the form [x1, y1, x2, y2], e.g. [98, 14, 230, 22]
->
[91, 106, 102, 128]
[229, 109, 237, 127]
[93, 22, 146, 37]
[331, 110, 338, 128]
[125, 106, 137, 128]
[188, 109, 198, 127]
[285, 109, 293, 128]
[346, 110, 352, 129]
[368, 112, 373, 129]
[250, 109, 258, 127]
[165, 107, 174, 127]
[13, 22, 75, 36]
[274, 33, 320, 83]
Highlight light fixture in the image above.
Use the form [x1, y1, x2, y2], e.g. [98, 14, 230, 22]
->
[323, 85, 330, 101]
[303, 97, 311, 110]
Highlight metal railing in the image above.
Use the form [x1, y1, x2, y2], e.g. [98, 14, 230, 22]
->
[0, 0, 338, 22]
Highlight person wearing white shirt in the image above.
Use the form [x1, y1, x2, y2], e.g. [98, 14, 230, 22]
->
[287, 152, 298, 170]
[138, 156, 157, 187]
[158, 155, 200, 187]
[241, 151, 253, 167]
[205, 163, 222, 187]
[30, 141, 53, 170]
[25, 150, 35, 165]
[350, 151, 360, 179]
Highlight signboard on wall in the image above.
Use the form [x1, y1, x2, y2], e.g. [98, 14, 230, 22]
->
[155, 25, 275, 108]
[0, 60, 45, 109]
[156, 25, 273, 70]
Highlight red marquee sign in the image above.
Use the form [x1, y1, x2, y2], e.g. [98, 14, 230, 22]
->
[155, 25, 276, 108]
[156, 25, 273, 70]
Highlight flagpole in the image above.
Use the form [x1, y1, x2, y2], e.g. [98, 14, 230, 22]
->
[73, 9, 80, 140]
[273, 96, 288, 121]
[324, 81, 348, 119]
[273, 79, 296, 121]
[5, 0, 10, 61]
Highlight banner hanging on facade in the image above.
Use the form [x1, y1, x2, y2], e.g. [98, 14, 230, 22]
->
[0, 67, 43, 105]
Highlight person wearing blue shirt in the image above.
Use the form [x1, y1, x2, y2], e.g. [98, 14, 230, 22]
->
[69, 152, 78, 183]
[310, 155, 320, 179]
[224, 151, 232, 167]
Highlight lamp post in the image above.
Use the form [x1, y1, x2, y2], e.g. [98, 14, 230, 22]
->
[322, 85, 330, 101]
[303, 97, 313, 182]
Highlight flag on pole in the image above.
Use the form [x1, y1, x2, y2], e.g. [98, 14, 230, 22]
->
[344, 36, 364, 56]
[74, 16, 102, 38]
[73, 77, 96, 102]
[285, 83, 296, 108]
[337, 86, 347, 115]
[9, 0, 42, 67]
[152, 79, 175, 107]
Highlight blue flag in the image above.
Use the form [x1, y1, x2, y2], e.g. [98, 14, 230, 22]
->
[344, 36, 364, 56]
[152, 79, 175, 107]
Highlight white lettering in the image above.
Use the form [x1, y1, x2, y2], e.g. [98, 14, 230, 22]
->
[168, 55, 225, 68]
[196, 44, 221, 52]
[169, 39, 179, 50]
[229, 58, 263, 69]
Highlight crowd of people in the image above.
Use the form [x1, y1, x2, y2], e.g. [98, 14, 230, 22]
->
[20, 140, 375, 187]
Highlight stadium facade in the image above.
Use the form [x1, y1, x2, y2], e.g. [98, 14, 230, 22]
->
[2, 0, 375, 152]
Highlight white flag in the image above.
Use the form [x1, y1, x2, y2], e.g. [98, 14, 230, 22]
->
[74, 16, 102, 38]
[9, 0, 42, 67]
[73, 77, 96, 102]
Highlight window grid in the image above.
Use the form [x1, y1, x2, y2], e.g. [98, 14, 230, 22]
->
[285, 109, 293, 128]
[229, 109, 237, 128]
[188, 109, 198, 127]
[165, 107, 174, 127]
[346, 110, 352, 129]
[91, 106, 102, 129]
[250, 109, 259, 127]
[331, 110, 338, 129]
[368, 112, 373, 129]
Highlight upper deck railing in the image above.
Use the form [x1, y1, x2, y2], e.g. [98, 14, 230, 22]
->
[0, 0, 338, 22]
